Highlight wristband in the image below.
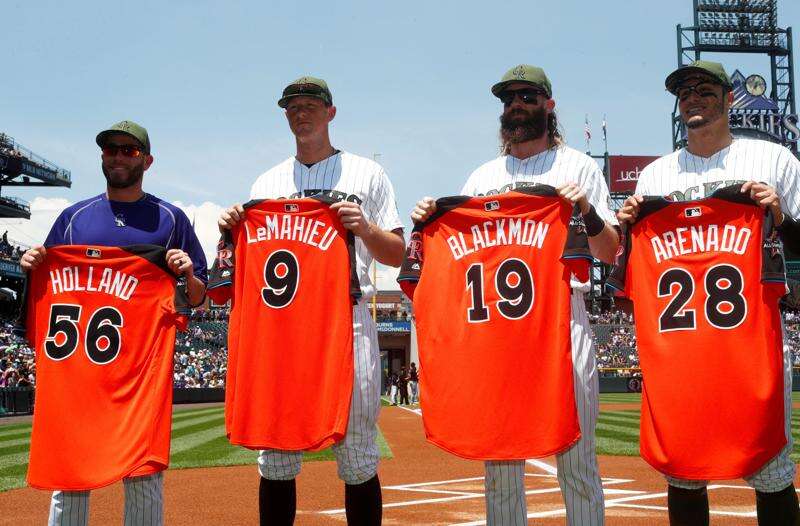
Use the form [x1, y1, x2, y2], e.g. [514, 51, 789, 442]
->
[582, 205, 605, 237]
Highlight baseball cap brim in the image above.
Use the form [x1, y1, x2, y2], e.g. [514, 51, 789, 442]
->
[491, 79, 551, 98]
[665, 66, 730, 95]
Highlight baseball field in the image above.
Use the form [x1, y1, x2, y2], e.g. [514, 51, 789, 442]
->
[0, 393, 799, 524]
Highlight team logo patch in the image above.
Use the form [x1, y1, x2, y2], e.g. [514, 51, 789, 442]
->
[114, 213, 126, 227]
[484, 200, 501, 212]
[86, 248, 102, 258]
[284, 204, 300, 212]
[684, 207, 702, 218]
[512, 65, 526, 79]
[764, 229, 783, 258]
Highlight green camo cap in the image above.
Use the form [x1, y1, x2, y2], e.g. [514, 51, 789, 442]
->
[491, 65, 552, 98]
[665, 60, 733, 95]
[278, 76, 333, 108]
[95, 120, 150, 153]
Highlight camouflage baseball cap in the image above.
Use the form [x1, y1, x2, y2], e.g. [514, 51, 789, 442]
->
[491, 65, 552, 98]
[95, 120, 151, 153]
[665, 60, 733, 95]
[278, 76, 333, 108]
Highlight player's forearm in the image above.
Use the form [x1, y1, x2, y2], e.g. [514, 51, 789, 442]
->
[588, 223, 620, 265]
[186, 275, 207, 307]
[361, 226, 405, 267]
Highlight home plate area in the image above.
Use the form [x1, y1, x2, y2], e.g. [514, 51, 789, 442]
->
[363, 404, 791, 525]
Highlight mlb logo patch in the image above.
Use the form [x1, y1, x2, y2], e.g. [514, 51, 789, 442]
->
[86, 248, 102, 258]
[485, 200, 500, 212]
[284, 204, 300, 213]
[684, 207, 702, 218]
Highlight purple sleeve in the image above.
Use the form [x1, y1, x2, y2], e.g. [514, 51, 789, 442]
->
[43, 211, 71, 247]
[172, 210, 208, 285]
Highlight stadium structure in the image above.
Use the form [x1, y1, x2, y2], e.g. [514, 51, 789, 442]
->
[0, 133, 71, 310]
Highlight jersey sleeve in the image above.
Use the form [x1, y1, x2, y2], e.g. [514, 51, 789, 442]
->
[397, 228, 424, 300]
[368, 168, 404, 232]
[43, 210, 72, 247]
[171, 209, 209, 287]
[606, 223, 632, 296]
[581, 161, 618, 225]
[207, 231, 234, 304]
[761, 210, 787, 284]
[562, 205, 594, 282]
[777, 148, 800, 220]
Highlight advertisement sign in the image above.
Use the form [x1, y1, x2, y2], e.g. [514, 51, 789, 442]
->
[376, 321, 411, 333]
[608, 156, 659, 193]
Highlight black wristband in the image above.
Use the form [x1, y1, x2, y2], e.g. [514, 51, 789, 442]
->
[582, 204, 605, 237]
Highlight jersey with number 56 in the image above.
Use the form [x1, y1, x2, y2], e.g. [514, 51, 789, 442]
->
[24, 245, 188, 490]
[398, 187, 592, 460]
[607, 184, 786, 480]
[208, 197, 360, 451]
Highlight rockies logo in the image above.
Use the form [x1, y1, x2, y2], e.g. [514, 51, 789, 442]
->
[513, 65, 526, 79]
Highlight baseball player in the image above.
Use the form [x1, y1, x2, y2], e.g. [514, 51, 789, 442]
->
[20, 120, 208, 526]
[617, 60, 800, 526]
[217, 76, 404, 525]
[412, 64, 619, 526]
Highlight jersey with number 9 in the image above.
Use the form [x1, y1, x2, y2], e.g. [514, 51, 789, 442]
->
[608, 184, 787, 480]
[208, 197, 360, 451]
[24, 245, 188, 490]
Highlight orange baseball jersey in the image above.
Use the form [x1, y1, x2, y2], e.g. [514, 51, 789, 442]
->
[208, 197, 360, 451]
[398, 187, 592, 460]
[607, 184, 786, 480]
[24, 245, 188, 490]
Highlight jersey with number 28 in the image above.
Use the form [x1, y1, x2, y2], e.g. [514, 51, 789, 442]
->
[25, 245, 187, 490]
[208, 197, 360, 451]
[608, 185, 786, 480]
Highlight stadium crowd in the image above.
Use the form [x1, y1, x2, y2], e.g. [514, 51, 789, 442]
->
[1, 307, 800, 388]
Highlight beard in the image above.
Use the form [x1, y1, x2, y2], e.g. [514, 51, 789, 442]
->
[102, 161, 144, 189]
[683, 97, 726, 129]
[500, 105, 548, 145]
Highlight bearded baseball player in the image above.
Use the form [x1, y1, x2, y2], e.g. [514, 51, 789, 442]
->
[20, 120, 208, 526]
[412, 64, 619, 526]
[617, 60, 800, 526]
[218, 76, 404, 525]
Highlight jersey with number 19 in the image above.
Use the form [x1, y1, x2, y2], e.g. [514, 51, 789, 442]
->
[608, 185, 786, 480]
[208, 197, 360, 451]
[398, 187, 592, 460]
[25, 245, 188, 490]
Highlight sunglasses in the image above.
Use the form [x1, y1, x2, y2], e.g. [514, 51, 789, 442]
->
[101, 144, 144, 158]
[499, 89, 546, 106]
[676, 84, 720, 102]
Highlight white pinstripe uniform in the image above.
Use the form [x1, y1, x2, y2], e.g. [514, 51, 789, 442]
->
[461, 144, 616, 526]
[248, 150, 403, 485]
[635, 137, 800, 492]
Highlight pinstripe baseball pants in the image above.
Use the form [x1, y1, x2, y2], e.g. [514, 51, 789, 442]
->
[667, 324, 796, 493]
[258, 301, 381, 485]
[484, 292, 605, 526]
[48, 471, 164, 526]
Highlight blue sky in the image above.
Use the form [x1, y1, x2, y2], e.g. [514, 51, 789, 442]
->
[2, 0, 800, 274]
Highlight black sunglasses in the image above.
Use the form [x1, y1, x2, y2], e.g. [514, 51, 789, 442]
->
[101, 144, 144, 158]
[499, 88, 546, 106]
[676, 84, 720, 102]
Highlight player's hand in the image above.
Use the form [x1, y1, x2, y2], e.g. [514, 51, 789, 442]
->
[617, 195, 644, 224]
[166, 249, 193, 277]
[742, 181, 784, 225]
[20, 246, 46, 272]
[411, 197, 436, 223]
[218, 204, 245, 231]
[331, 201, 372, 238]
[556, 183, 590, 215]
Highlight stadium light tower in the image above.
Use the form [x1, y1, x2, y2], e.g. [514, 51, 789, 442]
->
[673, 0, 797, 154]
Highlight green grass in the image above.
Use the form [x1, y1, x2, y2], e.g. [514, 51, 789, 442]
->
[597, 392, 800, 463]
[0, 405, 392, 493]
